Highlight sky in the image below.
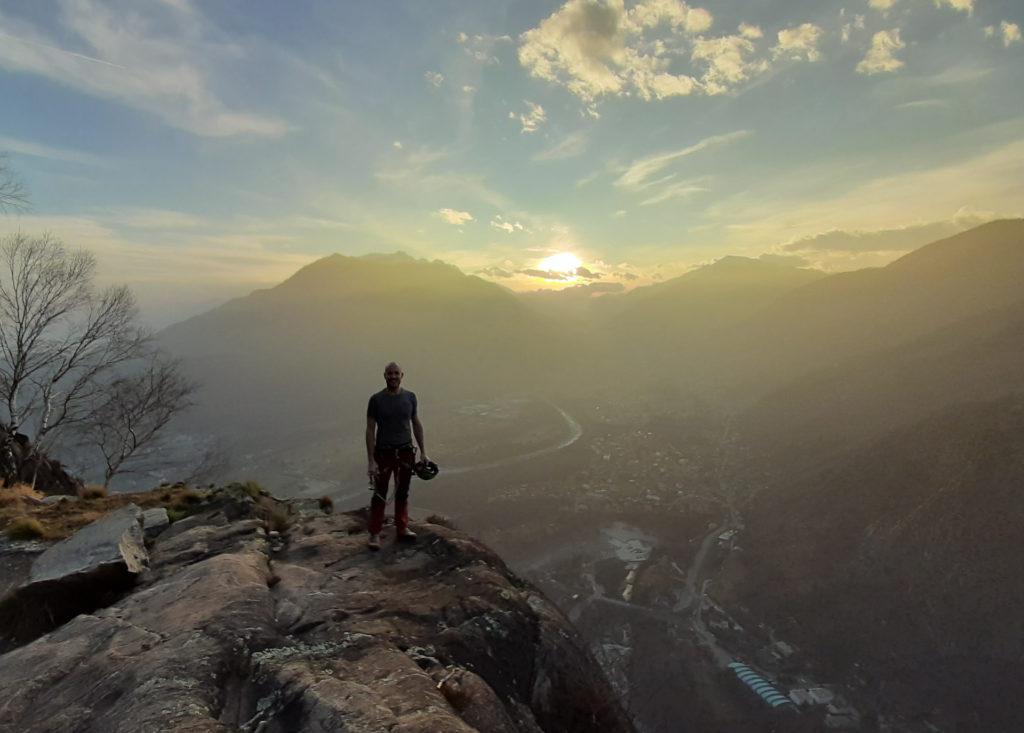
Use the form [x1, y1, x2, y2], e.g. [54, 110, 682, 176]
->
[1, 0, 1022, 325]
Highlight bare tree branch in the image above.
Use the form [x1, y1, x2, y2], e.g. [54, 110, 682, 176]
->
[0, 153, 29, 213]
[0, 233, 150, 447]
[86, 354, 197, 486]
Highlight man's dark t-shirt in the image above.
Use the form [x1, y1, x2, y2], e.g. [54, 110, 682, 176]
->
[367, 389, 417, 449]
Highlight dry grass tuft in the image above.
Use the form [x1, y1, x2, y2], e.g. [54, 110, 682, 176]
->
[175, 489, 203, 507]
[241, 481, 264, 499]
[0, 483, 43, 507]
[265, 506, 292, 533]
[79, 485, 108, 500]
[5, 516, 46, 540]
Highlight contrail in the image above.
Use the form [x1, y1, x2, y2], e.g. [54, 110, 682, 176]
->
[0, 29, 129, 70]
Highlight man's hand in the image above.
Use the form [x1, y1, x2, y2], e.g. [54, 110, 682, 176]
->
[367, 461, 378, 480]
[419, 453, 429, 464]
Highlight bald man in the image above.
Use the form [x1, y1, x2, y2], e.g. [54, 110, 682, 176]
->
[365, 362, 428, 550]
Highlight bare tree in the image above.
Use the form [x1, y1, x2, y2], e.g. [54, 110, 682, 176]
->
[87, 355, 197, 486]
[0, 154, 29, 213]
[0, 232, 147, 455]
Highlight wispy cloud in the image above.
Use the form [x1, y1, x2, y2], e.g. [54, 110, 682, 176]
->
[532, 131, 588, 161]
[615, 130, 750, 189]
[0, 134, 105, 165]
[0, 1, 288, 137]
[456, 31, 512, 65]
[511, 101, 547, 133]
[895, 98, 948, 110]
[639, 180, 710, 206]
[490, 216, 525, 234]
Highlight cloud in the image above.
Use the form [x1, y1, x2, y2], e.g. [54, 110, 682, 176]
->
[0, 1, 287, 137]
[915, 65, 992, 87]
[575, 266, 602, 279]
[690, 34, 767, 95]
[639, 180, 710, 205]
[424, 70, 445, 87]
[773, 23, 824, 62]
[529, 281, 625, 298]
[521, 268, 572, 280]
[490, 217, 525, 233]
[436, 208, 474, 225]
[857, 29, 905, 75]
[895, 98, 948, 110]
[532, 131, 589, 161]
[461, 85, 477, 93]
[478, 266, 514, 278]
[781, 217, 990, 253]
[0, 134, 104, 165]
[629, 0, 712, 33]
[841, 14, 866, 44]
[517, 0, 728, 107]
[1000, 21, 1022, 47]
[392, 141, 403, 149]
[512, 101, 547, 133]
[457, 31, 512, 64]
[933, 0, 973, 15]
[738, 23, 763, 40]
[868, 0, 897, 11]
[615, 130, 750, 189]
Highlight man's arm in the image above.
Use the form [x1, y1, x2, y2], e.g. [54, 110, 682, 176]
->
[412, 415, 427, 461]
[366, 417, 377, 477]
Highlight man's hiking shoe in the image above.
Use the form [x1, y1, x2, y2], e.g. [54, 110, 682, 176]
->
[397, 529, 418, 543]
[367, 533, 381, 550]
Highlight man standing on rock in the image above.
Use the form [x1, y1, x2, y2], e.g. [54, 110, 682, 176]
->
[365, 362, 428, 550]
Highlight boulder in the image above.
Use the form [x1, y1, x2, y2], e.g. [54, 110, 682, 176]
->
[0, 504, 148, 643]
[0, 431, 83, 496]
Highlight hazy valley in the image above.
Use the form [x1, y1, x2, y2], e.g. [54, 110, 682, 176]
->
[70, 219, 1023, 731]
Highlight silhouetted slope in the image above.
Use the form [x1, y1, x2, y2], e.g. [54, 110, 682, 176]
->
[612, 255, 826, 335]
[595, 256, 827, 396]
[739, 296, 1024, 465]
[715, 219, 1024, 404]
[734, 398, 1024, 729]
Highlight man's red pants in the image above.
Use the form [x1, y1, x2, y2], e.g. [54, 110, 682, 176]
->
[369, 446, 415, 535]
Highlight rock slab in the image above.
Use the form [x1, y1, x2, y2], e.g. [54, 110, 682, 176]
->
[1, 504, 148, 644]
[30, 503, 147, 584]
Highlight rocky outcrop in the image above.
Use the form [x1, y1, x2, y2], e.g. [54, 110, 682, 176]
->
[0, 495, 634, 733]
[0, 431, 83, 496]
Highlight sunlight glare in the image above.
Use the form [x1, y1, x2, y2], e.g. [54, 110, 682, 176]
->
[537, 252, 582, 273]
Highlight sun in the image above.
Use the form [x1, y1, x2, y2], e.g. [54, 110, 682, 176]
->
[537, 252, 581, 273]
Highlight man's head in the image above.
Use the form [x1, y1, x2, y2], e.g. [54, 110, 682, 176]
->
[383, 362, 403, 390]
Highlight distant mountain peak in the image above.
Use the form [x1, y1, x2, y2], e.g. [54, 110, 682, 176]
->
[356, 251, 415, 262]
